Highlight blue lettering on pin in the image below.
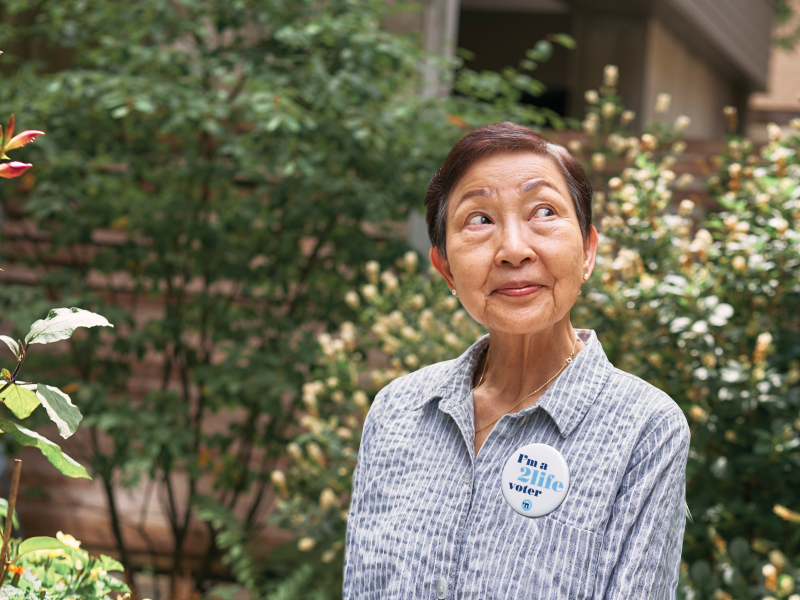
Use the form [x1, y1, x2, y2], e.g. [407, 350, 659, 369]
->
[501, 443, 570, 518]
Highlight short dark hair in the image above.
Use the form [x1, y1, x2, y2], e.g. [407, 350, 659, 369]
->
[424, 122, 593, 257]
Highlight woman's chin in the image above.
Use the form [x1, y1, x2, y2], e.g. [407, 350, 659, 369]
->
[483, 309, 559, 336]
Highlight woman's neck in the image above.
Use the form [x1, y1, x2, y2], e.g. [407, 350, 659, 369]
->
[478, 316, 584, 403]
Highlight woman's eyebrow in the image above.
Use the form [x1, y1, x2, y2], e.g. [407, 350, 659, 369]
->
[522, 178, 559, 193]
[455, 187, 492, 210]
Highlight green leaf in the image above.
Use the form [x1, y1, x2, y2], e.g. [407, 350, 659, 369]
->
[24, 307, 113, 346]
[525, 40, 552, 62]
[16, 536, 71, 557]
[36, 384, 82, 439]
[0, 336, 19, 358]
[0, 384, 40, 419]
[0, 419, 90, 479]
[0, 498, 20, 529]
[546, 33, 576, 50]
[99, 554, 125, 572]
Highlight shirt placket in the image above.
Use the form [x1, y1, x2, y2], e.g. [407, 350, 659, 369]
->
[434, 389, 478, 599]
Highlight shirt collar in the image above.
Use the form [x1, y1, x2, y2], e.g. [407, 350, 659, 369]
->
[411, 329, 613, 439]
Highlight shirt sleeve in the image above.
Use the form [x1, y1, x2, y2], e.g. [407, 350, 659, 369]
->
[342, 384, 389, 600]
[594, 408, 690, 600]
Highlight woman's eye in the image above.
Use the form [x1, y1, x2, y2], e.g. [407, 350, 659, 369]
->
[533, 207, 555, 219]
[468, 215, 492, 226]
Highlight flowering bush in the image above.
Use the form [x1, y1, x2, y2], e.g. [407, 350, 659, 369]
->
[258, 252, 483, 597]
[0, 532, 129, 600]
[258, 68, 800, 600]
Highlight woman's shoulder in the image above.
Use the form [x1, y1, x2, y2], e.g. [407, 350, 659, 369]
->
[374, 358, 461, 410]
[602, 366, 689, 440]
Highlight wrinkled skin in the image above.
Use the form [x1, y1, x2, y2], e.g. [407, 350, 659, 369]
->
[430, 150, 598, 453]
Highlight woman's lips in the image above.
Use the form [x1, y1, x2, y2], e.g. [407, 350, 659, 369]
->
[495, 283, 542, 297]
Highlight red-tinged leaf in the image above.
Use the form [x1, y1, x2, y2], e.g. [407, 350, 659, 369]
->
[4, 114, 14, 147]
[0, 161, 32, 179]
[4, 130, 44, 152]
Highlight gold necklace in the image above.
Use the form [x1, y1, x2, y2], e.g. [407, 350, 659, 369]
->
[473, 336, 579, 435]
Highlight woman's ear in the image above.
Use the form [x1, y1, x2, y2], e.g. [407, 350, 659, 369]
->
[429, 247, 455, 291]
[583, 225, 599, 280]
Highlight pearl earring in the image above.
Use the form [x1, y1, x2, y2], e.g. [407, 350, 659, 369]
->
[451, 288, 457, 296]
[583, 273, 589, 280]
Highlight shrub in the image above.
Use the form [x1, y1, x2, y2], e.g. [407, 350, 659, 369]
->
[268, 74, 800, 600]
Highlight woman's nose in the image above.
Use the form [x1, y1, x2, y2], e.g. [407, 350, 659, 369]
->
[496, 221, 536, 267]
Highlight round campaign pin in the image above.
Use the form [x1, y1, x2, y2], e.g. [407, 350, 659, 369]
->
[501, 443, 570, 518]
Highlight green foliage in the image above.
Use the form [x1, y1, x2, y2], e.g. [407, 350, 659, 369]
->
[240, 253, 484, 596]
[24, 308, 112, 346]
[0, 307, 109, 478]
[774, 0, 800, 50]
[2, 533, 130, 600]
[0, 498, 21, 530]
[0, 0, 569, 591]
[0, 420, 89, 479]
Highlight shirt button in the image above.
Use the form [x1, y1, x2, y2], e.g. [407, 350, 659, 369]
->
[436, 576, 448, 599]
[464, 470, 472, 484]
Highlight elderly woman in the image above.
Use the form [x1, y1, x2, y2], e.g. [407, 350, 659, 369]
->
[344, 122, 689, 599]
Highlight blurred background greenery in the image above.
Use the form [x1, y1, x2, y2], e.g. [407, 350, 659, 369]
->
[0, 1, 799, 599]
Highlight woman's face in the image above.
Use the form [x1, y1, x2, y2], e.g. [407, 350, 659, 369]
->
[430, 150, 598, 336]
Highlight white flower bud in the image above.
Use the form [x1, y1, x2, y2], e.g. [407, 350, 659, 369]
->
[380, 271, 399, 292]
[321, 549, 337, 563]
[603, 65, 619, 87]
[298, 537, 316, 552]
[444, 333, 461, 347]
[320, 488, 338, 509]
[674, 115, 691, 130]
[403, 251, 418, 272]
[767, 122, 782, 141]
[270, 470, 288, 496]
[344, 290, 360, 309]
[676, 173, 694, 189]
[365, 260, 380, 283]
[419, 309, 435, 332]
[591, 153, 606, 172]
[671, 140, 687, 154]
[770, 217, 789, 234]
[361, 284, 378, 302]
[654, 93, 671, 114]
[620, 110, 635, 125]
[678, 199, 695, 217]
[306, 442, 326, 467]
[584, 89, 599, 104]
[353, 390, 368, 408]
[287, 442, 303, 461]
[601, 102, 615, 119]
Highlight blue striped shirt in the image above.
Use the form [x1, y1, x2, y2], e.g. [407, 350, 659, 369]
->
[344, 329, 690, 599]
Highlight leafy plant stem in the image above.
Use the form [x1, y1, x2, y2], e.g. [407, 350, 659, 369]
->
[0, 345, 26, 395]
[0, 459, 22, 588]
